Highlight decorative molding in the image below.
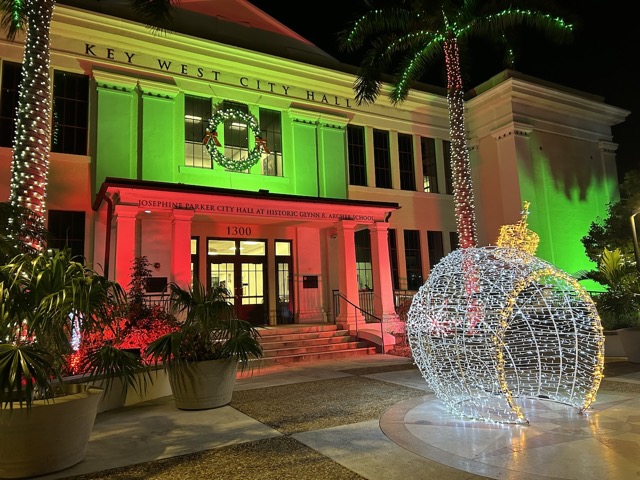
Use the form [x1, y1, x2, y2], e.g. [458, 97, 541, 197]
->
[92, 69, 137, 92]
[491, 122, 533, 142]
[598, 140, 618, 154]
[288, 107, 320, 125]
[138, 79, 180, 99]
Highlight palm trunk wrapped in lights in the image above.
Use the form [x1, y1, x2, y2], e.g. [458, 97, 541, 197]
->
[8, 0, 54, 247]
[443, 36, 477, 249]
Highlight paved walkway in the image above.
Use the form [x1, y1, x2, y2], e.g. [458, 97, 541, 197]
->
[39, 355, 640, 480]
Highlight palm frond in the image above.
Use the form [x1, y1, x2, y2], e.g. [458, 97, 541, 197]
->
[81, 344, 149, 397]
[0, 343, 62, 410]
[390, 38, 444, 103]
[128, 0, 178, 31]
[469, 9, 573, 44]
[0, 0, 26, 40]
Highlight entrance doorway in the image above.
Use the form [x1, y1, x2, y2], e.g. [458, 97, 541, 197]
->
[275, 240, 293, 324]
[207, 238, 266, 326]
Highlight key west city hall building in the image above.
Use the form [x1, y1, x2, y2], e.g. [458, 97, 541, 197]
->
[0, 0, 629, 340]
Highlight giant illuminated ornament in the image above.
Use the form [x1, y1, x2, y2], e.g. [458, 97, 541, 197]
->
[406, 204, 604, 424]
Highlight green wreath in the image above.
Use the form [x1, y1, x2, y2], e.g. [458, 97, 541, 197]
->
[204, 108, 267, 171]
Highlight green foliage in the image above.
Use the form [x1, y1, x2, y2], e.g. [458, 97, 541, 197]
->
[338, 0, 572, 105]
[146, 279, 263, 373]
[582, 170, 640, 263]
[127, 255, 153, 325]
[575, 247, 640, 329]
[0, 248, 146, 410]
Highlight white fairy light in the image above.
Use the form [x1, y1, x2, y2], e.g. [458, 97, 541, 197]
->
[406, 246, 604, 424]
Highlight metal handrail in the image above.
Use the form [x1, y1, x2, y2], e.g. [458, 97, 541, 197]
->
[332, 290, 385, 353]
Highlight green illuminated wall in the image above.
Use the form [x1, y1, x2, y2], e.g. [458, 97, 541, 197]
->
[517, 137, 618, 291]
[141, 94, 177, 183]
[95, 88, 348, 199]
[96, 84, 138, 187]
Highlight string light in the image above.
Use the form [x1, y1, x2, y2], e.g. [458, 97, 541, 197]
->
[496, 201, 540, 257]
[406, 246, 604, 424]
[204, 108, 266, 172]
[7, 0, 55, 249]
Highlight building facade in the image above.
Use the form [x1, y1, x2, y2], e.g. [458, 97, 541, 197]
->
[0, 1, 629, 336]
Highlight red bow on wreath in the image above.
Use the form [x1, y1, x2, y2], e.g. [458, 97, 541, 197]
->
[202, 130, 221, 147]
[255, 136, 270, 154]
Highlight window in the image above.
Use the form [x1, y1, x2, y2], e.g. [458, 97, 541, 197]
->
[347, 125, 367, 186]
[355, 230, 372, 290]
[398, 133, 415, 191]
[373, 129, 392, 188]
[421, 137, 438, 193]
[0, 61, 20, 148]
[185, 95, 212, 168]
[52, 71, 89, 155]
[47, 210, 85, 260]
[191, 237, 199, 287]
[222, 100, 249, 170]
[404, 230, 423, 291]
[259, 108, 282, 176]
[450, 231, 459, 251]
[443, 140, 453, 195]
[427, 231, 445, 269]
[388, 228, 400, 290]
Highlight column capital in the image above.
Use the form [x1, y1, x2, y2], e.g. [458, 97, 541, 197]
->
[369, 222, 390, 233]
[114, 204, 139, 219]
[337, 220, 358, 232]
[171, 209, 195, 222]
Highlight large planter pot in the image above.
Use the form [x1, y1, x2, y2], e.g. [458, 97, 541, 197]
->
[168, 358, 239, 410]
[0, 385, 103, 479]
[94, 367, 172, 413]
[617, 327, 640, 363]
[604, 330, 627, 357]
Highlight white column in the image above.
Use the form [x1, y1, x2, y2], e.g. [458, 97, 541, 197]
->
[336, 220, 360, 330]
[370, 223, 403, 347]
[171, 209, 194, 289]
[114, 204, 138, 291]
[370, 223, 399, 321]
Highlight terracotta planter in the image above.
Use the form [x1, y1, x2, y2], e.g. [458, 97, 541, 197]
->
[617, 327, 640, 363]
[168, 358, 239, 410]
[0, 385, 103, 479]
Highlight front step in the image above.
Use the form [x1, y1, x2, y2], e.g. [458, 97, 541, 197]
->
[251, 323, 378, 368]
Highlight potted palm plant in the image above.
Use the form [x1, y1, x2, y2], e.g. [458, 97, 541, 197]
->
[576, 247, 640, 360]
[0, 205, 148, 479]
[146, 279, 263, 410]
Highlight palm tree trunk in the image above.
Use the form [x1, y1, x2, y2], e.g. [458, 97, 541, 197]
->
[443, 37, 477, 249]
[9, 0, 54, 245]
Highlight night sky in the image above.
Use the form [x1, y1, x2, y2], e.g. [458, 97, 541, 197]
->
[250, 0, 636, 182]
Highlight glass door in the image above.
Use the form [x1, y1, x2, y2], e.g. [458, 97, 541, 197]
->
[208, 238, 266, 326]
[275, 240, 293, 324]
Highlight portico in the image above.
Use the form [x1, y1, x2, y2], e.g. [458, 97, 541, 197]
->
[93, 178, 401, 332]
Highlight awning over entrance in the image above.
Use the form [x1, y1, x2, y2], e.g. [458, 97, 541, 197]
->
[93, 177, 401, 227]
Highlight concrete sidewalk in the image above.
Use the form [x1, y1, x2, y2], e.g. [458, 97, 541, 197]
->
[38, 355, 640, 480]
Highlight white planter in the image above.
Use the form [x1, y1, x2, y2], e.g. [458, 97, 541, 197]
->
[604, 330, 626, 357]
[0, 385, 103, 479]
[94, 367, 172, 413]
[617, 327, 640, 363]
[168, 358, 238, 410]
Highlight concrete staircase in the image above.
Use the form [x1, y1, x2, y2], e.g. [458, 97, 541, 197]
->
[252, 324, 378, 368]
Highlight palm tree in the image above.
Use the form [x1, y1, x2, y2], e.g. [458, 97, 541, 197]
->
[0, 0, 178, 249]
[339, 0, 572, 249]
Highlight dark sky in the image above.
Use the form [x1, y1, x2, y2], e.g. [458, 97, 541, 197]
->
[250, 1, 636, 181]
